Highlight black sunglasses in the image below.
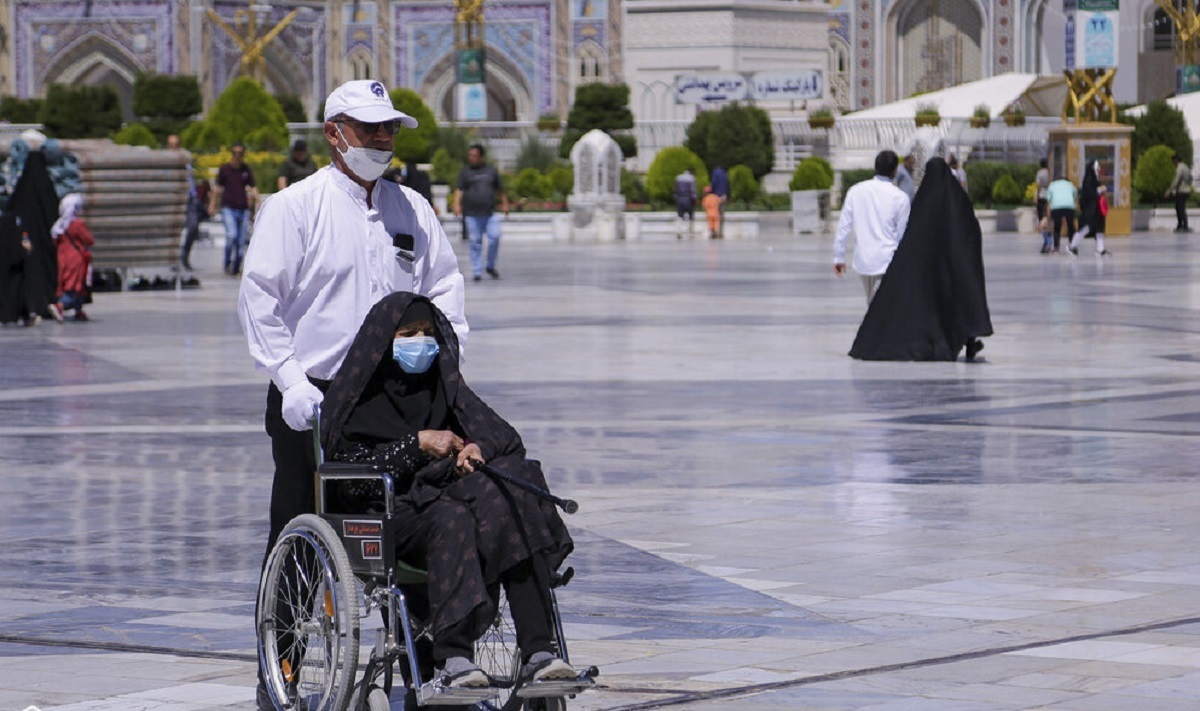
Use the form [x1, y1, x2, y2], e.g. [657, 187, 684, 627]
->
[334, 118, 400, 136]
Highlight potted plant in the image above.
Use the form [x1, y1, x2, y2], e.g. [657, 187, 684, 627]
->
[970, 104, 990, 129]
[536, 113, 562, 131]
[1004, 102, 1026, 127]
[808, 108, 835, 130]
[914, 103, 941, 127]
[789, 156, 834, 235]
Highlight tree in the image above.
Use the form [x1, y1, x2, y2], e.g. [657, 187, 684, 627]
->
[645, 146, 708, 203]
[1132, 101, 1192, 168]
[133, 73, 202, 142]
[559, 82, 636, 159]
[389, 88, 438, 163]
[274, 93, 307, 123]
[728, 164, 758, 205]
[39, 84, 122, 138]
[789, 157, 834, 191]
[684, 103, 774, 179]
[112, 123, 159, 148]
[1133, 144, 1176, 205]
[0, 96, 43, 123]
[197, 77, 289, 151]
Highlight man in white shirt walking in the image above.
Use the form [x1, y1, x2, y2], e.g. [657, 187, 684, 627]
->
[238, 79, 467, 567]
[833, 150, 911, 305]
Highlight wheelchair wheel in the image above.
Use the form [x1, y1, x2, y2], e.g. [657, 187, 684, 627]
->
[258, 514, 361, 711]
[474, 588, 522, 711]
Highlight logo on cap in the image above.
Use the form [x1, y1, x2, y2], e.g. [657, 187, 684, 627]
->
[370, 81, 386, 98]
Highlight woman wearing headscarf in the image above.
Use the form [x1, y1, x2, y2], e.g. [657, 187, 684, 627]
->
[319, 292, 577, 689]
[0, 146, 59, 324]
[51, 193, 94, 321]
[1067, 161, 1108, 256]
[849, 157, 993, 361]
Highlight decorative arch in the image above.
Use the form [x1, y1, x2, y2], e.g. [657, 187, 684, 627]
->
[572, 40, 607, 94]
[38, 33, 145, 117]
[634, 79, 690, 122]
[347, 47, 375, 81]
[886, 0, 987, 101]
[1020, 0, 1048, 73]
[422, 47, 534, 121]
[828, 33, 851, 112]
[1139, 0, 1177, 101]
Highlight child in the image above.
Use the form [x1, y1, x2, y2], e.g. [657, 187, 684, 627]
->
[50, 193, 94, 321]
[701, 186, 722, 239]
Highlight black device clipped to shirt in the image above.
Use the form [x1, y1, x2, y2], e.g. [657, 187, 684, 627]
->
[393, 233, 415, 263]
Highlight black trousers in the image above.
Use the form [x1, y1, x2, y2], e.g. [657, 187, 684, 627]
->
[263, 378, 331, 560]
[1050, 208, 1076, 250]
[1175, 192, 1190, 230]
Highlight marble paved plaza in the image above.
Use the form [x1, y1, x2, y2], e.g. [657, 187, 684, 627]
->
[3, 227, 1200, 711]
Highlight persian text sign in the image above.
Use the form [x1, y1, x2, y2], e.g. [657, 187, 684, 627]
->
[749, 71, 823, 102]
[674, 74, 748, 104]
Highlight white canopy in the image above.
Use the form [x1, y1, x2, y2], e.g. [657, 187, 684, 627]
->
[842, 73, 1067, 121]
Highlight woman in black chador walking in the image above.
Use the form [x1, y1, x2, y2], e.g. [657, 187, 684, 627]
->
[849, 157, 993, 361]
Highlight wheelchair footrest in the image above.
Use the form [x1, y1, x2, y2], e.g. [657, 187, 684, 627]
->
[514, 668, 598, 699]
[416, 679, 500, 706]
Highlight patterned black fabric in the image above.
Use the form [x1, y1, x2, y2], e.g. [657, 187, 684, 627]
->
[320, 291, 573, 641]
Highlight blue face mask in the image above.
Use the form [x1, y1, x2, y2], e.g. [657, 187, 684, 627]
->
[393, 336, 440, 374]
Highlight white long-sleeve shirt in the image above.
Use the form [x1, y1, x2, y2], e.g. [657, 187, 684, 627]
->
[238, 165, 467, 392]
[833, 175, 911, 276]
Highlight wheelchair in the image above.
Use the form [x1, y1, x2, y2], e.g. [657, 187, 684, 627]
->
[256, 439, 597, 711]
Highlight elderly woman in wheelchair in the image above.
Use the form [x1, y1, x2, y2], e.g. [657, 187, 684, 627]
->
[257, 292, 594, 711]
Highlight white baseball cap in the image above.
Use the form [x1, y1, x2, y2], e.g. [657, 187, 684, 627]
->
[323, 80, 418, 128]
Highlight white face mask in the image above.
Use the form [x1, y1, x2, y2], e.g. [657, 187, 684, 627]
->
[335, 124, 393, 183]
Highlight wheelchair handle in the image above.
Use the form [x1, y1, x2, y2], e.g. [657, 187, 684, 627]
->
[472, 460, 579, 514]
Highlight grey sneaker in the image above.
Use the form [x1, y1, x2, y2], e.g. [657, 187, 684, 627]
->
[521, 651, 578, 683]
[436, 656, 489, 688]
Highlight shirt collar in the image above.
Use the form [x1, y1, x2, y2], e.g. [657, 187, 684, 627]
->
[328, 164, 380, 204]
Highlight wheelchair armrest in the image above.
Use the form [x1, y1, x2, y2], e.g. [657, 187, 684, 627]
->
[317, 463, 397, 515]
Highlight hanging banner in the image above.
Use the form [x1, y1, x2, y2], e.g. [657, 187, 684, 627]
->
[1075, 0, 1118, 69]
[457, 48, 487, 121]
[1064, 0, 1076, 71]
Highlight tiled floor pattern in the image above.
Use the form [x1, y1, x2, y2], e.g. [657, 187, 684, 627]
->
[3, 230, 1200, 709]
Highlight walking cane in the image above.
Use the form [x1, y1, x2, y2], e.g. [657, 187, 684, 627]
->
[469, 460, 579, 514]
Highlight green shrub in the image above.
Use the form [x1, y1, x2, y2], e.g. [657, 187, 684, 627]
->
[547, 164, 573, 197]
[728, 164, 758, 204]
[991, 174, 1023, 206]
[0, 96, 42, 123]
[645, 146, 708, 202]
[516, 134, 558, 173]
[621, 168, 649, 204]
[789, 157, 834, 190]
[389, 88, 438, 163]
[841, 168, 874, 189]
[1131, 100, 1192, 167]
[198, 77, 289, 151]
[274, 93, 306, 123]
[112, 123, 159, 148]
[964, 161, 1039, 206]
[133, 73, 202, 143]
[1133, 144, 1176, 205]
[511, 168, 551, 200]
[684, 102, 774, 179]
[560, 82, 636, 158]
[430, 147, 462, 185]
[40, 84, 122, 138]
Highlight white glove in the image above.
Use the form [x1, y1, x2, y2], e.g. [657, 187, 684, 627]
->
[281, 381, 323, 431]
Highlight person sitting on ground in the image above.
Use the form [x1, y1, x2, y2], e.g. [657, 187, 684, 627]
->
[319, 292, 577, 689]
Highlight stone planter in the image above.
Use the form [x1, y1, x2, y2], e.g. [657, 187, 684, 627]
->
[969, 116, 990, 129]
[791, 190, 830, 235]
[915, 114, 941, 127]
[808, 115, 835, 130]
[1004, 114, 1026, 127]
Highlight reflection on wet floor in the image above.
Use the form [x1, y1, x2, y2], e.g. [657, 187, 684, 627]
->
[4, 233, 1200, 709]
